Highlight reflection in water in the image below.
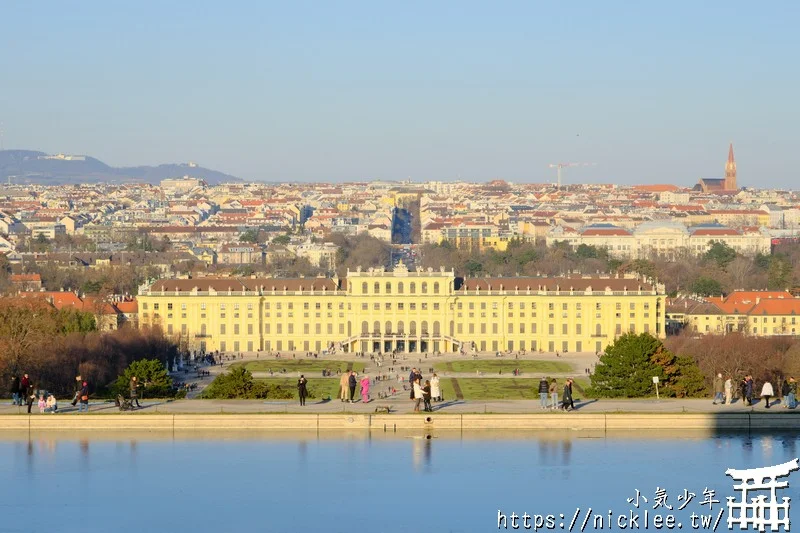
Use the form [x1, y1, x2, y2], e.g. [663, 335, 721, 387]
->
[562, 439, 572, 466]
[742, 437, 753, 461]
[781, 434, 796, 457]
[424, 438, 432, 467]
[411, 437, 433, 473]
[761, 435, 773, 461]
[3, 433, 800, 533]
[80, 439, 89, 466]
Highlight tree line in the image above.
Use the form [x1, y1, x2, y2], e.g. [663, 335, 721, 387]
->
[0, 297, 178, 397]
[417, 239, 800, 296]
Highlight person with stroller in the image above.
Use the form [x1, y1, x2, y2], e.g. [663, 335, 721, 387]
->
[129, 376, 141, 408]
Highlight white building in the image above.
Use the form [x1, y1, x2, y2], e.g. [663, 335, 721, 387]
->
[547, 221, 771, 259]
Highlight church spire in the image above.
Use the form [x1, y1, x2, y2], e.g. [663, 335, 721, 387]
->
[725, 143, 737, 190]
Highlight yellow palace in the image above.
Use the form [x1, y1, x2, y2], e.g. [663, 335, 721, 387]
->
[138, 263, 666, 355]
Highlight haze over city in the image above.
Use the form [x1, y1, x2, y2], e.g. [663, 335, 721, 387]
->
[2, 1, 799, 186]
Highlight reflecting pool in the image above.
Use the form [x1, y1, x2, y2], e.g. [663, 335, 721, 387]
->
[1, 431, 798, 533]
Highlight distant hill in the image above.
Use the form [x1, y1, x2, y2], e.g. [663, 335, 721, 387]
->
[0, 150, 243, 185]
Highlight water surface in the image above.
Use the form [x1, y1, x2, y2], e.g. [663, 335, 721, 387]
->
[1, 431, 797, 533]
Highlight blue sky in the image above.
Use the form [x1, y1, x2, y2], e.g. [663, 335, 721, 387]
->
[1, 1, 798, 186]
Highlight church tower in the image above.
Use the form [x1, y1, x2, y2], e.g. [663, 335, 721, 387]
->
[724, 143, 737, 190]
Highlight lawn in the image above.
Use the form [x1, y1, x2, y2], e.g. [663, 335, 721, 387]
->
[256, 378, 342, 400]
[231, 359, 365, 374]
[435, 360, 572, 375]
[439, 377, 592, 401]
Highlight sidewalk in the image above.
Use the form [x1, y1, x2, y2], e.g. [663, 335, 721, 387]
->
[2, 397, 795, 415]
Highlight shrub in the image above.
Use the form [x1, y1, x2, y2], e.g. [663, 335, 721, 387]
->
[201, 368, 295, 400]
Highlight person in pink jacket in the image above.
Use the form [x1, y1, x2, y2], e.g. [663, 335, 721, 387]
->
[360, 375, 370, 403]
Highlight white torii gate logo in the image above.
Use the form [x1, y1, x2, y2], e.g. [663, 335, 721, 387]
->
[726, 459, 799, 531]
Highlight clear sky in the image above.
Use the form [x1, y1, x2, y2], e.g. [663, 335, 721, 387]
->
[1, 1, 798, 187]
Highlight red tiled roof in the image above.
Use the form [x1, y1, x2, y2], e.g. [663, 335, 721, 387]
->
[750, 299, 800, 316]
[115, 301, 138, 313]
[10, 274, 41, 282]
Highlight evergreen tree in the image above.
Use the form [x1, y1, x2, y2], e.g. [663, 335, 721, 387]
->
[590, 333, 663, 397]
[671, 354, 707, 398]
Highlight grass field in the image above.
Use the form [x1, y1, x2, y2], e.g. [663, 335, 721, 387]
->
[434, 360, 572, 374]
[439, 377, 592, 401]
[231, 360, 365, 374]
[256, 378, 343, 400]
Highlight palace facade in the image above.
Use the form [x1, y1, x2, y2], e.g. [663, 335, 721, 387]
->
[137, 264, 666, 355]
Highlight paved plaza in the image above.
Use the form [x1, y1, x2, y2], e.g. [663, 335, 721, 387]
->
[5, 350, 798, 416]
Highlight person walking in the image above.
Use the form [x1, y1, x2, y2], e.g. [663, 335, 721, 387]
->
[348, 371, 357, 403]
[71, 375, 82, 407]
[413, 378, 424, 413]
[10, 375, 20, 406]
[78, 381, 89, 413]
[713, 373, 724, 405]
[785, 377, 797, 409]
[781, 378, 791, 406]
[25, 380, 36, 414]
[724, 376, 733, 405]
[567, 378, 575, 411]
[430, 373, 441, 402]
[339, 371, 349, 402]
[561, 380, 573, 411]
[297, 375, 308, 406]
[129, 376, 141, 408]
[422, 379, 432, 412]
[360, 375, 370, 404]
[538, 377, 550, 410]
[761, 380, 774, 409]
[549, 379, 559, 410]
[740, 377, 748, 406]
[20, 374, 30, 402]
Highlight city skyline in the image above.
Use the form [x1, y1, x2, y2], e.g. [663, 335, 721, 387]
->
[2, 1, 799, 186]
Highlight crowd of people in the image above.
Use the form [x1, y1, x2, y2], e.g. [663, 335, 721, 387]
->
[8, 373, 88, 413]
[712, 374, 797, 408]
[537, 377, 575, 411]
